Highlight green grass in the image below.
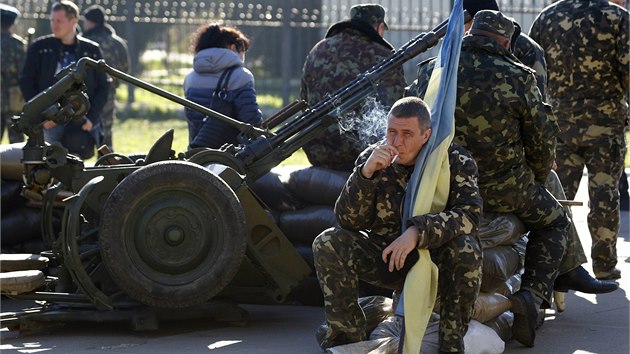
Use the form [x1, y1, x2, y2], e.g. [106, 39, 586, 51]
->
[109, 115, 310, 166]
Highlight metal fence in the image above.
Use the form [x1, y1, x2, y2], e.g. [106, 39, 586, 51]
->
[6, 0, 575, 107]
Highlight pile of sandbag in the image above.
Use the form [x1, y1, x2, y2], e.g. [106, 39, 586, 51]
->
[250, 165, 348, 306]
[318, 296, 506, 354]
[1, 143, 50, 253]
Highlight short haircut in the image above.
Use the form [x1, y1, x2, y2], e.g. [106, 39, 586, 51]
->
[388, 96, 432, 131]
[191, 23, 250, 54]
[52, 1, 79, 20]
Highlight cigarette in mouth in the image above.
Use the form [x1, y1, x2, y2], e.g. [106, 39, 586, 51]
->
[390, 154, 399, 165]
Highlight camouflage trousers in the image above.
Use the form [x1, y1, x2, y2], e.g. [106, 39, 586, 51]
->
[484, 182, 569, 307]
[312, 227, 482, 352]
[545, 171, 588, 275]
[99, 88, 117, 150]
[555, 135, 626, 276]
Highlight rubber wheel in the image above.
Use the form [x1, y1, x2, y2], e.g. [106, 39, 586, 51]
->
[99, 161, 247, 308]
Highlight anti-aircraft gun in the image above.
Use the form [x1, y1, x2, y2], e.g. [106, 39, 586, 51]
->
[2, 15, 465, 329]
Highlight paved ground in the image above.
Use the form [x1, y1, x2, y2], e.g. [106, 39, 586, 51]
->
[1, 170, 629, 353]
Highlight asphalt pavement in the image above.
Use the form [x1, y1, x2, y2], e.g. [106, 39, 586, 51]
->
[1, 170, 629, 354]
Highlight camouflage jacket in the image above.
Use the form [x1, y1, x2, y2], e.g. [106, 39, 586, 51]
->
[334, 143, 482, 249]
[301, 20, 406, 172]
[1, 31, 26, 113]
[513, 32, 547, 100]
[83, 24, 130, 88]
[407, 35, 557, 207]
[529, 0, 629, 133]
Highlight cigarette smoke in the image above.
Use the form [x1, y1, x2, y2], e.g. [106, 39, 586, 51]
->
[337, 96, 388, 146]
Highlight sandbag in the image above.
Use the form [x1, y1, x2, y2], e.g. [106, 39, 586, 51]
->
[316, 296, 393, 348]
[473, 292, 512, 323]
[0, 143, 25, 181]
[369, 312, 440, 354]
[279, 206, 338, 246]
[483, 311, 513, 342]
[495, 273, 523, 298]
[325, 337, 399, 354]
[295, 244, 315, 272]
[1, 179, 26, 213]
[481, 246, 521, 293]
[463, 320, 505, 354]
[286, 166, 350, 206]
[1, 206, 43, 246]
[479, 212, 526, 249]
[250, 171, 305, 212]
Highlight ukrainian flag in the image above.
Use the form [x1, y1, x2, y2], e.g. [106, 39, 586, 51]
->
[399, 1, 464, 352]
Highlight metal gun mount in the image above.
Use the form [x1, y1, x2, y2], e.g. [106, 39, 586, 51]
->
[3, 13, 466, 329]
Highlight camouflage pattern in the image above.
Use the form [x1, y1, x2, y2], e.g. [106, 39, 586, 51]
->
[350, 4, 387, 28]
[529, 0, 629, 277]
[470, 10, 514, 39]
[545, 170, 588, 275]
[301, 24, 406, 172]
[513, 32, 547, 100]
[408, 18, 568, 306]
[313, 143, 483, 352]
[83, 24, 130, 149]
[1, 30, 26, 142]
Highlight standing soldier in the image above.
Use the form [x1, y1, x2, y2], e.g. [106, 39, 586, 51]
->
[301, 3, 406, 172]
[1, 4, 26, 143]
[82, 5, 130, 151]
[409, 10, 569, 347]
[530, 0, 629, 281]
[461, 0, 617, 299]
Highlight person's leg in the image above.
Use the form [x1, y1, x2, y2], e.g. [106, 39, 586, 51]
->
[620, 169, 629, 211]
[312, 227, 399, 349]
[431, 233, 482, 353]
[517, 182, 569, 306]
[511, 182, 568, 347]
[584, 138, 625, 279]
[555, 141, 585, 200]
[1, 112, 8, 142]
[43, 124, 65, 144]
[100, 89, 116, 149]
[545, 170, 588, 275]
[546, 170, 618, 293]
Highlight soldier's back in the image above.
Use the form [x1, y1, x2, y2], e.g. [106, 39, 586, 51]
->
[530, 0, 629, 102]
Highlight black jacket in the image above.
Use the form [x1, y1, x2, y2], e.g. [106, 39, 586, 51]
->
[19, 34, 108, 125]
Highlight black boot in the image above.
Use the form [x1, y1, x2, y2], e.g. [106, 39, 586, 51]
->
[555, 266, 619, 293]
[511, 290, 537, 347]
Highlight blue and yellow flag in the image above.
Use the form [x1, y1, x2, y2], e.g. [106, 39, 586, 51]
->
[399, 1, 464, 353]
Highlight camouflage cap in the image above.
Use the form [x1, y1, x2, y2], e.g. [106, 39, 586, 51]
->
[350, 4, 389, 30]
[470, 10, 515, 40]
[0, 4, 20, 26]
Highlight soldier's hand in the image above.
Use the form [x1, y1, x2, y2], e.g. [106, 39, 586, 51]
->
[81, 118, 93, 132]
[382, 226, 419, 272]
[361, 144, 399, 179]
[43, 121, 57, 129]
